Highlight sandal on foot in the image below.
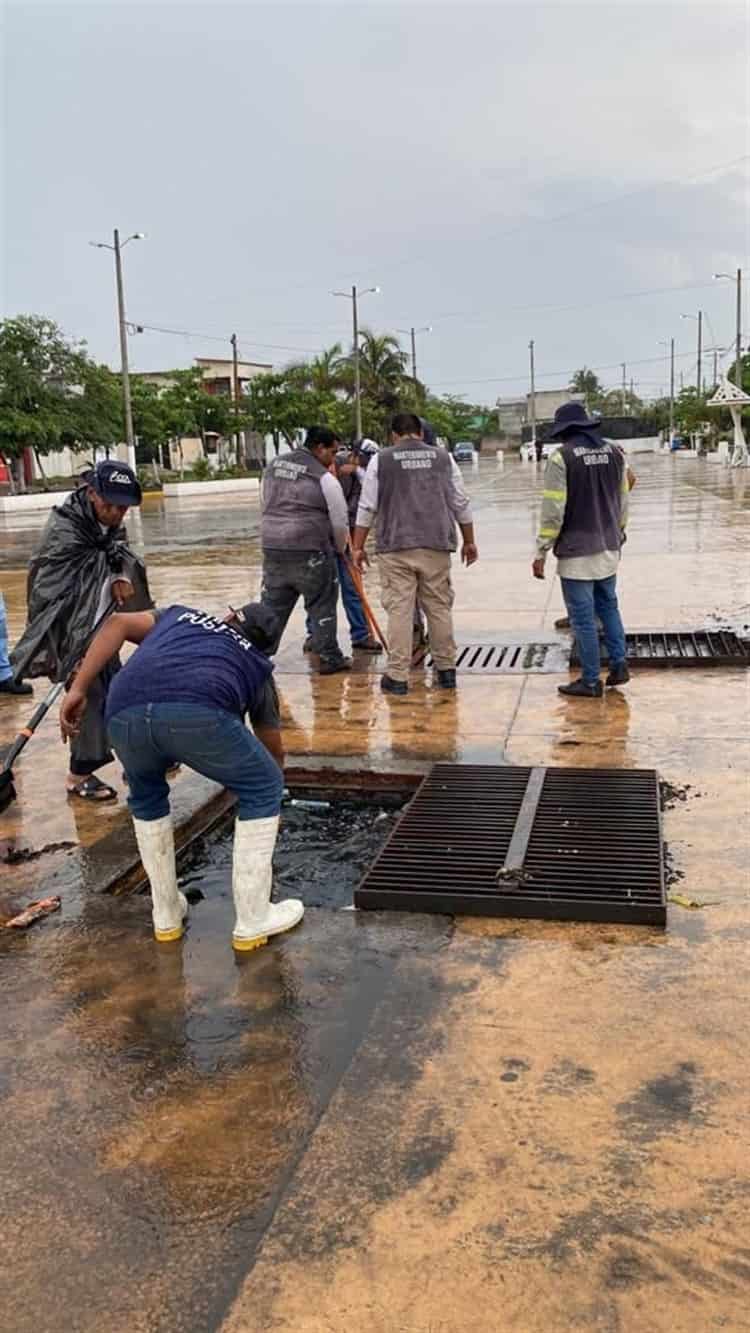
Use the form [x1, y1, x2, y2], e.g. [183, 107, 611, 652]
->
[67, 776, 118, 803]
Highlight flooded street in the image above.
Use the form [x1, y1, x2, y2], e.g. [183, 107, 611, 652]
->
[1, 456, 749, 1332]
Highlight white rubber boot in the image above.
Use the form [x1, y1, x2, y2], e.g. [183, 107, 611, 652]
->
[132, 815, 188, 942]
[232, 815, 304, 952]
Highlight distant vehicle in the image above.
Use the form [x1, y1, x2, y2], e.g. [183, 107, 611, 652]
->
[453, 442, 475, 462]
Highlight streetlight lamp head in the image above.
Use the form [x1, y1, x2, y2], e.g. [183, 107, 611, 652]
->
[372, 286, 381, 295]
[132, 232, 146, 240]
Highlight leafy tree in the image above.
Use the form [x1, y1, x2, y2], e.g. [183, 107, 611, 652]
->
[67, 362, 123, 458]
[569, 366, 605, 406]
[422, 393, 482, 444]
[0, 315, 90, 492]
[246, 371, 347, 453]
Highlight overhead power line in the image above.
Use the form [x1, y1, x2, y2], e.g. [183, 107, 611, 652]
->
[132, 321, 323, 356]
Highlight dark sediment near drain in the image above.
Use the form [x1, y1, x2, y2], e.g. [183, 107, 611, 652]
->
[181, 799, 402, 910]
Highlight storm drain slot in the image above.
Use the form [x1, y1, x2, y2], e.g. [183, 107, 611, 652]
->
[413, 642, 558, 673]
[571, 628, 750, 669]
[354, 763, 665, 926]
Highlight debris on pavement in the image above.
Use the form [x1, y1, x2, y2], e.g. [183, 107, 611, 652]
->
[4, 896, 62, 929]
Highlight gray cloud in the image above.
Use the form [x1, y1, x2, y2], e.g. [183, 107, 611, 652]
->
[3, 1, 748, 401]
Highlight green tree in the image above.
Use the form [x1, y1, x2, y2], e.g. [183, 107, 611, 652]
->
[246, 371, 347, 453]
[569, 366, 608, 411]
[0, 315, 90, 492]
[67, 362, 123, 458]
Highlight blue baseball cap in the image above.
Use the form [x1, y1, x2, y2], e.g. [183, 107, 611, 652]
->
[90, 460, 142, 506]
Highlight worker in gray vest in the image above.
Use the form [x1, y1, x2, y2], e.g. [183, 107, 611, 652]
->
[352, 412, 478, 696]
[261, 426, 351, 674]
[533, 401, 630, 697]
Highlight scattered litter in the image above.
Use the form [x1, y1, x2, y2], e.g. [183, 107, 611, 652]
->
[4, 896, 62, 929]
[288, 799, 331, 812]
[2, 840, 75, 865]
[659, 780, 703, 812]
[668, 893, 715, 910]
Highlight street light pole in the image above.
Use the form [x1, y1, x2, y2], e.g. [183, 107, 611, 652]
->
[351, 285, 362, 439]
[736, 267, 742, 392]
[332, 284, 379, 440]
[621, 362, 627, 414]
[669, 337, 675, 445]
[113, 229, 135, 463]
[230, 332, 240, 464]
[528, 339, 536, 444]
[91, 230, 144, 469]
[680, 310, 703, 394]
[713, 270, 743, 391]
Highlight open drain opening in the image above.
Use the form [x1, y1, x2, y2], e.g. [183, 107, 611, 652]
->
[180, 795, 408, 910]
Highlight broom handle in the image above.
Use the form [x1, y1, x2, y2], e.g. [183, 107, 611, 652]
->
[344, 552, 388, 651]
[1, 599, 118, 774]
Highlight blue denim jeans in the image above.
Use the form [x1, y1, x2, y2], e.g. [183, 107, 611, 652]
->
[0, 594, 12, 683]
[305, 553, 369, 646]
[561, 576, 627, 686]
[108, 702, 284, 822]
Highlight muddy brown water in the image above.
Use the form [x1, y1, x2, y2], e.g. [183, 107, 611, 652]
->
[0, 795, 458, 1333]
[182, 800, 400, 911]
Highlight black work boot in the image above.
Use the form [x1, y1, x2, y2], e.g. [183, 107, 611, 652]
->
[352, 637, 383, 654]
[435, 668, 457, 690]
[558, 678, 603, 698]
[319, 656, 352, 676]
[605, 661, 631, 687]
[381, 674, 408, 696]
[0, 678, 33, 696]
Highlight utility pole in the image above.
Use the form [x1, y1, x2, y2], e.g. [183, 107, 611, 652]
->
[697, 310, 703, 394]
[230, 332, 240, 464]
[351, 284, 362, 439]
[735, 267, 743, 392]
[113, 229, 136, 465]
[669, 337, 675, 446]
[528, 339, 536, 445]
[397, 324, 432, 391]
[621, 363, 627, 414]
[332, 284, 379, 440]
[713, 348, 719, 387]
[91, 230, 144, 471]
[714, 269, 744, 390]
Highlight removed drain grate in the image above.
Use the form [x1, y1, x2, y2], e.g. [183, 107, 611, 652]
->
[355, 763, 665, 926]
[413, 641, 559, 673]
[570, 628, 750, 669]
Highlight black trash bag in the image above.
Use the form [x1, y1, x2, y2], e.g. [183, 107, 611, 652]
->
[10, 487, 153, 683]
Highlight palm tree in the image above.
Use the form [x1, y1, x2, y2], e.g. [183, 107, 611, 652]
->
[288, 342, 345, 394]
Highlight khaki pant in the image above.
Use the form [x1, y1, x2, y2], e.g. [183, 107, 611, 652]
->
[378, 549, 456, 681]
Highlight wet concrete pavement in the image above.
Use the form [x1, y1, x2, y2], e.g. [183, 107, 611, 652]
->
[1, 456, 749, 1332]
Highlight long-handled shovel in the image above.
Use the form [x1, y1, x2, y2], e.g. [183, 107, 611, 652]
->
[343, 553, 388, 652]
[0, 600, 117, 814]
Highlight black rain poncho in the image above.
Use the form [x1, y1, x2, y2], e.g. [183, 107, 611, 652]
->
[11, 487, 152, 683]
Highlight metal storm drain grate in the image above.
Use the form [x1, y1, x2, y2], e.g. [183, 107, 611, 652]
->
[413, 641, 562, 673]
[355, 763, 665, 926]
[571, 628, 750, 669]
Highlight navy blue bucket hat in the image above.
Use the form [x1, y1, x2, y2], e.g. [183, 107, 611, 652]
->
[548, 402, 602, 438]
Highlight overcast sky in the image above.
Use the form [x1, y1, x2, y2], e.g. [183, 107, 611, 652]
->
[3, 0, 748, 403]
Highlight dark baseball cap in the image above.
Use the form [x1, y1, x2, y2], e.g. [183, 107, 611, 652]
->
[228, 602, 280, 654]
[90, 460, 142, 506]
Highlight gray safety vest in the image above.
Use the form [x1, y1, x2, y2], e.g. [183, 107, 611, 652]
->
[261, 448, 332, 551]
[375, 438, 456, 554]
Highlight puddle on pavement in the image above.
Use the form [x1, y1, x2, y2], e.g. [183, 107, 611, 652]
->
[0, 792, 454, 1333]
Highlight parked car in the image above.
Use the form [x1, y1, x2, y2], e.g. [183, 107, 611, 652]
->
[453, 442, 475, 462]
